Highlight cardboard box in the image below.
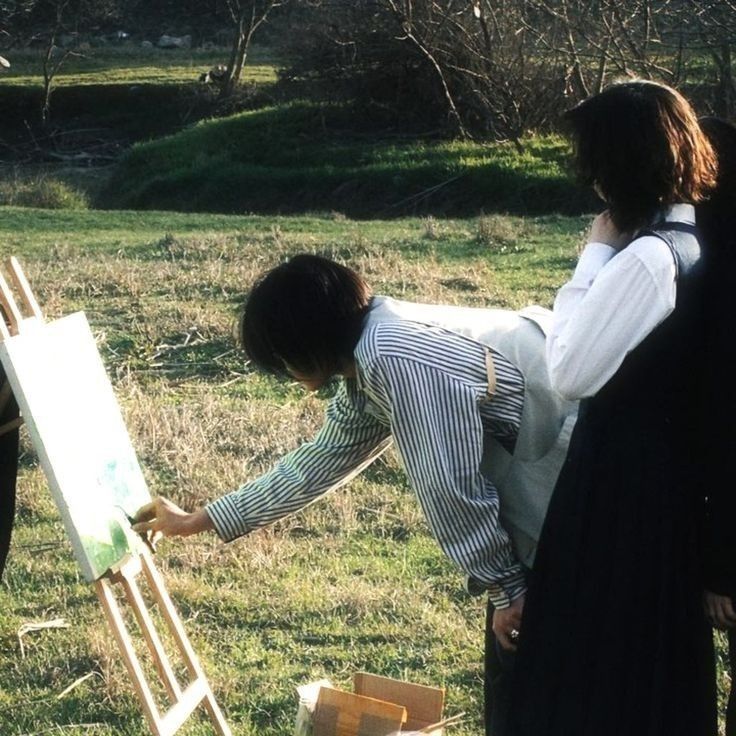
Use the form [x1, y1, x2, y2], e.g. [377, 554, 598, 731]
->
[296, 672, 446, 736]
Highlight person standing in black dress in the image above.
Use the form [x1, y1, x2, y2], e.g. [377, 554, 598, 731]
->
[697, 115, 736, 736]
[509, 80, 719, 736]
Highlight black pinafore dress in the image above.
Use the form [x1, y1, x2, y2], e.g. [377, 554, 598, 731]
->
[509, 224, 718, 736]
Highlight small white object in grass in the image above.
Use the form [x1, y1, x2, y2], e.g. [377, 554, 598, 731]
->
[0, 55, 10, 69]
[17, 617, 69, 658]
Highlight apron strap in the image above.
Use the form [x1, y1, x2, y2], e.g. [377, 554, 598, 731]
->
[485, 348, 497, 400]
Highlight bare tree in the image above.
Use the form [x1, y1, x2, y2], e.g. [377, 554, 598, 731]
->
[281, 0, 735, 141]
[384, 0, 470, 137]
[686, 0, 736, 117]
[40, 0, 76, 125]
[219, 0, 283, 98]
[375, 1, 575, 143]
[2, 0, 126, 124]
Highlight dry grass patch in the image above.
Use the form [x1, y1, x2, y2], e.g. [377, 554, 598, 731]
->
[0, 208, 644, 735]
[476, 214, 532, 253]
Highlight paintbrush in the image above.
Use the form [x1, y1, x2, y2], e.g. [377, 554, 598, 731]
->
[391, 712, 466, 735]
[116, 505, 157, 553]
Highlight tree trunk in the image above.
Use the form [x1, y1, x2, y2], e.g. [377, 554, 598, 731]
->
[220, 2, 275, 100]
[714, 39, 734, 119]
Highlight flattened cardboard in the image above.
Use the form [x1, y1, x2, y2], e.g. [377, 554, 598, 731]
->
[313, 686, 407, 736]
[353, 673, 444, 732]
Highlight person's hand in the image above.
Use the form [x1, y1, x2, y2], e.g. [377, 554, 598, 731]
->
[589, 210, 632, 251]
[493, 594, 525, 651]
[133, 497, 214, 539]
[704, 590, 736, 630]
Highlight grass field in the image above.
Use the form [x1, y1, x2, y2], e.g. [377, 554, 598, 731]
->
[1, 41, 597, 220]
[0, 206, 730, 735]
[0, 206, 583, 736]
[0, 43, 281, 162]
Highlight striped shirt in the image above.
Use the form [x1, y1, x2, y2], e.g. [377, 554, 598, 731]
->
[206, 313, 527, 608]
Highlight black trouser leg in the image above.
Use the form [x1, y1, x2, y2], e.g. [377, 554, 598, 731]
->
[0, 380, 19, 580]
[727, 628, 736, 736]
[485, 598, 516, 736]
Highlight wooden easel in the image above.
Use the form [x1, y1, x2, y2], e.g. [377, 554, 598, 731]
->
[0, 256, 38, 438]
[96, 549, 232, 736]
[0, 257, 232, 736]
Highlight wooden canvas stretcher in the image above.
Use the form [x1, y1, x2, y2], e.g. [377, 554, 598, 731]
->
[0, 257, 231, 736]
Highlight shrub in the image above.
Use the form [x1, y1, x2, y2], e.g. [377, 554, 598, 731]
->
[476, 214, 525, 253]
[0, 174, 89, 210]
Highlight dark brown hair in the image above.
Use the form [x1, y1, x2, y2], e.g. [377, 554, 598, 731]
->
[240, 254, 372, 378]
[564, 80, 717, 232]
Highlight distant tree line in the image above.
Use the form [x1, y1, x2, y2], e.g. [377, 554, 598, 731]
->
[278, 0, 736, 142]
[1, 1, 734, 139]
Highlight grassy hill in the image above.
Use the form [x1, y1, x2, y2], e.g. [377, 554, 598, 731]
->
[0, 45, 279, 163]
[2, 45, 597, 220]
[98, 102, 598, 218]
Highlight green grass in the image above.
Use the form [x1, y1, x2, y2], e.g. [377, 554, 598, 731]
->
[2, 47, 595, 220]
[0, 44, 281, 151]
[99, 102, 597, 218]
[0, 206, 729, 734]
[0, 45, 278, 86]
[0, 206, 589, 735]
[0, 172, 89, 209]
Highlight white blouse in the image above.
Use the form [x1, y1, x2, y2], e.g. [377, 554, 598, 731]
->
[546, 204, 695, 399]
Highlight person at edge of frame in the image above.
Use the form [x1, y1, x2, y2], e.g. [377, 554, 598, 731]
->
[508, 80, 720, 736]
[697, 115, 736, 736]
[132, 253, 578, 736]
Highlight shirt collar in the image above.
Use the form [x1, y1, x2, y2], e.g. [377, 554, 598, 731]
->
[660, 203, 696, 226]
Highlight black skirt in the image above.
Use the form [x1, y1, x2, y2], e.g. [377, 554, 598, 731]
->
[509, 403, 718, 736]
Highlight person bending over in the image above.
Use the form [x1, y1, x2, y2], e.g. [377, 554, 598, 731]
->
[134, 254, 577, 736]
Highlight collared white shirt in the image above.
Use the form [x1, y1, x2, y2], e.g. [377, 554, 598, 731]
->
[546, 204, 693, 399]
[206, 301, 528, 608]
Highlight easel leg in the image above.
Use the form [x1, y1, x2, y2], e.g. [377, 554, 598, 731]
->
[97, 552, 232, 736]
[95, 577, 165, 736]
[117, 562, 183, 703]
[140, 550, 232, 735]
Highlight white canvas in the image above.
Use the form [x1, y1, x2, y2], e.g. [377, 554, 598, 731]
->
[0, 312, 151, 581]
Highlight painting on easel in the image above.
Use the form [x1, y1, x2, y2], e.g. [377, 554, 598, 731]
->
[0, 311, 151, 581]
[0, 258, 231, 736]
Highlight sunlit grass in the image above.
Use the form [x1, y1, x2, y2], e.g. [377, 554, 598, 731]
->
[2, 64, 278, 86]
[0, 207, 727, 734]
[0, 45, 279, 86]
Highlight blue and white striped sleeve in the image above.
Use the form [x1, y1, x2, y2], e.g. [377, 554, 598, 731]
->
[363, 353, 526, 609]
[205, 382, 392, 541]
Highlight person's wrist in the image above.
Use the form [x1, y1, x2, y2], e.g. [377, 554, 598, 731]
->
[182, 508, 214, 536]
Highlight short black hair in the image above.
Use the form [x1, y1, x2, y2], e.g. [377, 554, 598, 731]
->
[564, 80, 716, 232]
[240, 254, 372, 377]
